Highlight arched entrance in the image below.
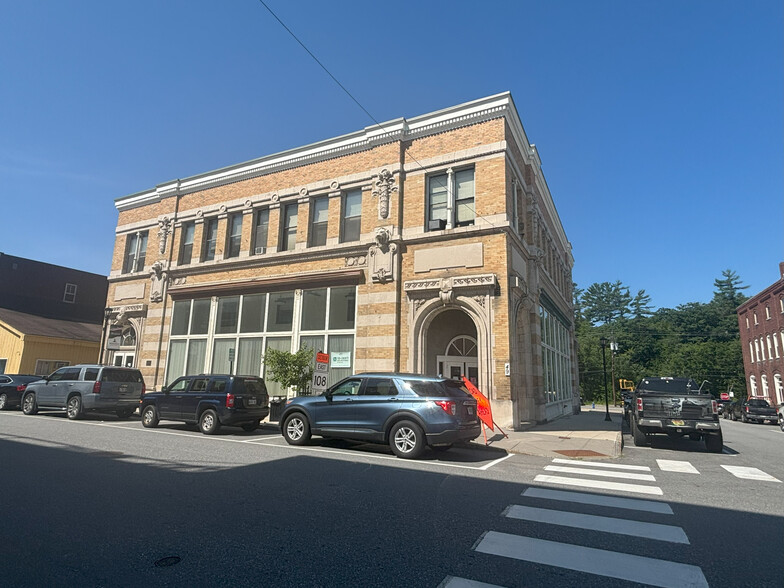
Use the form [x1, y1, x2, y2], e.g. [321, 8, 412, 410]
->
[437, 335, 478, 384]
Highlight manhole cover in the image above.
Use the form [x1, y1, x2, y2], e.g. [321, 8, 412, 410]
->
[154, 556, 181, 568]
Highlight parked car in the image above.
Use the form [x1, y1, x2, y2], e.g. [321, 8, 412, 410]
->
[733, 398, 778, 424]
[21, 365, 145, 419]
[0, 374, 41, 410]
[140, 374, 269, 434]
[778, 403, 784, 432]
[280, 373, 481, 459]
[716, 399, 732, 416]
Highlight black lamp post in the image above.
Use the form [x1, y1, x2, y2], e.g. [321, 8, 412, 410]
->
[99, 307, 113, 364]
[599, 337, 612, 421]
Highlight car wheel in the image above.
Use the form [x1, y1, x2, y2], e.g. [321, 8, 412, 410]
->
[705, 431, 723, 453]
[116, 408, 135, 419]
[66, 395, 83, 420]
[741, 413, 748, 423]
[241, 421, 259, 432]
[389, 420, 425, 459]
[22, 392, 37, 415]
[199, 409, 221, 435]
[282, 412, 311, 445]
[0, 393, 8, 410]
[141, 405, 159, 428]
[631, 418, 648, 447]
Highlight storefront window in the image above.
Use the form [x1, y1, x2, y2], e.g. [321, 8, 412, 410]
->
[301, 288, 327, 331]
[329, 286, 356, 330]
[268, 292, 294, 332]
[216, 296, 240, 334]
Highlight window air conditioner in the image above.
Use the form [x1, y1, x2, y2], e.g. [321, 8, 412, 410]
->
[428, 219, 446, 231]
[254, 246, 266, 255]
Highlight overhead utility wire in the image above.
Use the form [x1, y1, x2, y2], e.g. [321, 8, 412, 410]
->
[255, 0, 499, 229]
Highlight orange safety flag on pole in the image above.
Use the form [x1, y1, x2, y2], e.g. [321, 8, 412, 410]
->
[462, 376, 494, 431]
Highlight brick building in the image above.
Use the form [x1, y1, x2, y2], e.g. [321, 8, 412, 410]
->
[737, 262, 784, 407]
[106, 93, 578, 427]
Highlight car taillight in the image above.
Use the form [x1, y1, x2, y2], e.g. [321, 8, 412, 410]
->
[93, 381, 102, 394]
[435, 400, 456, 415]
[142, 382, 146, 395]
[636, 398, 643, 412]
[744, 406, 749, 412]
[711, 400, 718, 414]
[16, 385, 26, 392]
[226, 393, 235, 408]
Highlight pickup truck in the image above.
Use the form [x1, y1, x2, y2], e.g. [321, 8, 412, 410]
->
[629, 377, 723, 452]
[728, 398, 778, 424]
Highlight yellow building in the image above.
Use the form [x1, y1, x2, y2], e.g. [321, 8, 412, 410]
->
[106, 93, 578, 427]
[0, 308, 101, 375]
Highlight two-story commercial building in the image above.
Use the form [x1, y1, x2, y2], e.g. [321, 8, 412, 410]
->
[106, 92, 577, 428]
[737, 262, 784, 407]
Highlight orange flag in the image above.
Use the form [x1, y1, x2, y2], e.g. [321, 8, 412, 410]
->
[462, 376, 493, 431]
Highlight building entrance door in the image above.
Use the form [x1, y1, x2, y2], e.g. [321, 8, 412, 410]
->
[113, 353, 135, 368]
[443, 360, 479, 385]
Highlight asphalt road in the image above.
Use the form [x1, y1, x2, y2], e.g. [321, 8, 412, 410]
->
[0, 410, 781, 587]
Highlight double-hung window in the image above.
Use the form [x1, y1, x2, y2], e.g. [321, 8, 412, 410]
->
[123, 231, 148, 273]
[309, 197, 329, 247]
[252, 208, 269, 255]
[225, 213, 242, 259]
[281, 203, 298, 252]
[63, 283, 77, 304]
[427, 167, 475, 231]
[340, 189, 362, 243]
[202, 218, 218, 262]
[179, 222, 195, 264]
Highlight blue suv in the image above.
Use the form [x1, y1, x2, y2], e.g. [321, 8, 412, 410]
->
[279, 373, 481, 459]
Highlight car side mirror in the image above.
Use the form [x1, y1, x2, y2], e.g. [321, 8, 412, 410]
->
[324, 390, 333, 400]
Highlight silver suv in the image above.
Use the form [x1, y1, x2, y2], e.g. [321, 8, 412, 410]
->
[22, 365, 146, 420]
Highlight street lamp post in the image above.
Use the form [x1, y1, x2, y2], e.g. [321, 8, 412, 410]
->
[599, 337, 612, 421]
[99, 307, 113, 364]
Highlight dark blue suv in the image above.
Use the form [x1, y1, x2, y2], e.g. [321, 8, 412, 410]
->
[141, 374, 269, 434]
[279, 373, 481, 459]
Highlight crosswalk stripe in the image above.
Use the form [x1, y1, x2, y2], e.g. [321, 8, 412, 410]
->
[534, 474, 664, 495]
[522, 487, 673, 514]
[504, 505, 689, 544]
[720, 465, 782, 482]
[474, 531, 708, 588]
[552, 458, 651, 471]
[545, 465, 656, 481]
[438, 577, 506, 588]
[657, 459, 700, 474]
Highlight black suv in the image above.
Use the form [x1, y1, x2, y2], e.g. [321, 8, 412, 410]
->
[140, 374, 269, 434]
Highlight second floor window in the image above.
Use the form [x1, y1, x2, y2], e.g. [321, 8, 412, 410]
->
[282, 203, 298, 252]
[226, 213, 242, 259]
[63, 283, 77, 303]
[427, 167, 475, 231]
[309, 197, 329, 247]
[202, 218, 218, 262]
[123, 231, 148, 273]
[179, 222, 195, 264]
[341, 189, 362, 243]
[253, 208, 269, 255]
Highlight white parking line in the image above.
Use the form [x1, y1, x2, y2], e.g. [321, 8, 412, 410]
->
[438, 577, 506, 588]
[534, 474, 664, 495]
[473, 532, 708, 588]
[720, 465, 782, 482]
[522, 487, 673, 514]
[551, 458, 651, 471]
[656, 460, 700, 474]
[504, 505, 689, 544]
[544, 465, 656, 481]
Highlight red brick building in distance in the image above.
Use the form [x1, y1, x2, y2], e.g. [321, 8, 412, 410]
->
[736, 262, 784, 407]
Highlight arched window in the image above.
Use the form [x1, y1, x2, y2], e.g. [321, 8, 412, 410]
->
[749, 375, 758, 396]
[445, 336, 478, 357]
[774, 374, 783, 406]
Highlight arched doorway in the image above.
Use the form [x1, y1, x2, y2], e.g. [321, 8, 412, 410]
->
[109, 322, 138, 367]
[437, 335, 478, 385]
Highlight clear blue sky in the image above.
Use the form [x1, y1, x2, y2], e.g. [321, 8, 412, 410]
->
[1, 0, 781, 310]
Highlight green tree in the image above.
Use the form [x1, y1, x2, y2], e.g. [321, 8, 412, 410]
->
[631, 289, 654, 319]
[713, 269, 749, 308]
[263, 346, 315, 396]
[581, 281, 632, 325]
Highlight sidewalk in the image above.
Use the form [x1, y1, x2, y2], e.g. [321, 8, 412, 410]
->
[481, 406, 625, 459]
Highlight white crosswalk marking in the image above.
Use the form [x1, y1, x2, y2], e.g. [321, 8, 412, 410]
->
[534, 474, 664, 495]
[544, 464, 657, 481]
[438, 577, 505, 588]
[551, 458, 651, 471]
[522, 487, 674, 514]
[657, 459, 700, 474]
[504, 504, 689, 543]
[474, 531, 709, 588]
[721, 465, 782, 482]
